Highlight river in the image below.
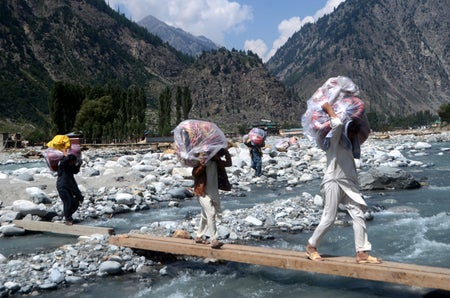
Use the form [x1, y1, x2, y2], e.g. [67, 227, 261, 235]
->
[1, 141, 449, 297]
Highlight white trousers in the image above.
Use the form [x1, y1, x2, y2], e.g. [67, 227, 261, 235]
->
[196, 194, 221, 240]
[308, 181, 372, 253]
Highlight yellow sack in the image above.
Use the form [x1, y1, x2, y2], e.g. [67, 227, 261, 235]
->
[47, 135, 71, 151]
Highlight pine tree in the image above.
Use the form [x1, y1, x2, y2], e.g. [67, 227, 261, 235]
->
[158, 86, 172, 136]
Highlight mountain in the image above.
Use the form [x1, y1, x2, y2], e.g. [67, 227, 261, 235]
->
[0, 0, 190, 127]
[138, 15, 220, 57]
[178, 48, 298, 132]
[266, 0, 449, 120]
[2, 0, 448, 138]
[0, 0, 291, 136]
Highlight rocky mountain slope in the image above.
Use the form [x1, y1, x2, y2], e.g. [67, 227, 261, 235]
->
[138, 15, 219, 57]
[178, 49, 298, 132]
[0, 0, 189, 127]
[1, 0, 448, 137]
[0, 0, 292, 134]
[266, 0, 449, 119]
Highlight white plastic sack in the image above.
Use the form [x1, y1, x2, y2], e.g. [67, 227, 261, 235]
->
[173, 120, 227, 167]
[301, 76, 370, 148]
[248, 127, 266, 146]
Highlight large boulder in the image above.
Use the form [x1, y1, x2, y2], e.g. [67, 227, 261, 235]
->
[359, 166, 421, 190]
[11, 200, 49, 217]
[26, 187, 52, 204]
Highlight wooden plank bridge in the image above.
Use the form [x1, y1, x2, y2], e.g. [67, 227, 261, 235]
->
[13, 220, 114, 236]
[109, 233, 450, 292]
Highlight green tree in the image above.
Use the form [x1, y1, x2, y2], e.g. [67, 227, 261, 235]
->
[175, 86, 182, 124]
[438, 103, 450, 123]
[126, 85, 147, 140]
[48, 82, 85, 134]
[73, 83, 147, 142]
[74, 96, 115, 141]
[158, 87, 172, 136]
[182, 86, 192, 120]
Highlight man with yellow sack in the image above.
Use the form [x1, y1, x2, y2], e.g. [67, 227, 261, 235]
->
[47, 135, 83, 225]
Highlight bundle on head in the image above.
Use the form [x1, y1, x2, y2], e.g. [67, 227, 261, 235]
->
[247, 127, 266, 146]
[173, 119, 227, 167]
[301, 76, 370, 149]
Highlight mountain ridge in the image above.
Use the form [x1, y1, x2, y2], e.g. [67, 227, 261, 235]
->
[1, 0, 448, 138]
[138, 14, 220, 57]
[266, 0, 449, 120]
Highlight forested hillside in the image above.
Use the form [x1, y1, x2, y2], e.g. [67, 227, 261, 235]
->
[266, 0, 449, 129]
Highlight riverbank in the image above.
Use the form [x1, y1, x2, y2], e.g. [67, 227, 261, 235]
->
[1, 131, 450, 296]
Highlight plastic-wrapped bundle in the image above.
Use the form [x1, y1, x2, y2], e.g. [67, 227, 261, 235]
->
[289, 136, 299, 145]
[301, 76, 370, 149]
[68, 144, 82, 159]
[43, 148, 64, 171]
[43, 144, 82, 171]
[275, 139, 290, 152]
[307, 76, 360, 108]
[248, 127, 266, 146]
[173, 120, 228, 167]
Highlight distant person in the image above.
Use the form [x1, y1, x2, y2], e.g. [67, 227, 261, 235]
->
[306, 102, 381, 264]
[192, 148, 232, 248]
[57, 146, 84, 225]
[244, 135, 264, 177]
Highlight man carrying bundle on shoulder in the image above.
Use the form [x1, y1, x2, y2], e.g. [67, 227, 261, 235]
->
[302, 76, 382, 264]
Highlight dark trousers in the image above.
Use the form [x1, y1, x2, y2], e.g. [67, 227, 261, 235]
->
[251, 153, 262, 177]
[57, 187, 80, 221]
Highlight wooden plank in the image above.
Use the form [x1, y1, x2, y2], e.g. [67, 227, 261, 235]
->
[13, 220, 114, 236]
[109, 234, 450, 291]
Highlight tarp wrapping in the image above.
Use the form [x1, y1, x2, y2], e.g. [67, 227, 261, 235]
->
[248, 127, 266, 146]
[301, 76, 370, 148]
[173, 120, 228, 167]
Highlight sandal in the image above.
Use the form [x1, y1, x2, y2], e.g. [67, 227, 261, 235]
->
[305, 244, 323, 261]
[356, 252, 382, 264]
[211, 239, 224, 249]
[194, 237, 209, 244]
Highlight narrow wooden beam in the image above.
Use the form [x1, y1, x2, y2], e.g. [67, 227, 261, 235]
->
[110, 234, 450, 291]
[13, 220, 114, 236]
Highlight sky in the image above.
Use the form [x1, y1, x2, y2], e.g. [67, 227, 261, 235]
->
[106, 0, 345, 62]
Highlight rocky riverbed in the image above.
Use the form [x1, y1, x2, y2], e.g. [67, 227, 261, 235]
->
[1, 130, 450, 296]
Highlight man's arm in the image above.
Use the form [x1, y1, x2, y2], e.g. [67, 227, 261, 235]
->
[321, 102, 337, 118]
[222, 149, 232, 167]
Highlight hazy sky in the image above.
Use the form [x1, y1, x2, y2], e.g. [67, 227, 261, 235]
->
[107, 0, 345, 61]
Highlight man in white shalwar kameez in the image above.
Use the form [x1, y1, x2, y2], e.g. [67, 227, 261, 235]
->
[306, 102, 381, 264]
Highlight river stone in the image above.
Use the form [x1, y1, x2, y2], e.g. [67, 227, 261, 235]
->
[115, 193, 135, 206]
[167, 187, 192, 199]
[0, 225, 26, 236]
[4, 281, 20, 292]
[38, 283, 57, 290]
[98, 260, 122, 275]
[414, 142, 432, 149]
[49, 268, 65, 283]
[0, 211, 21, 222]
[244, 215, 263, 226]
[26, 187, 51, 204]
[359, 166, 421, 190]
[11, 200, 48, 217]
[65, 276, 84, 284]
[171, 167, 192, 178]
[313, 195, 323, 206]
[14, 172, 34, 182]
